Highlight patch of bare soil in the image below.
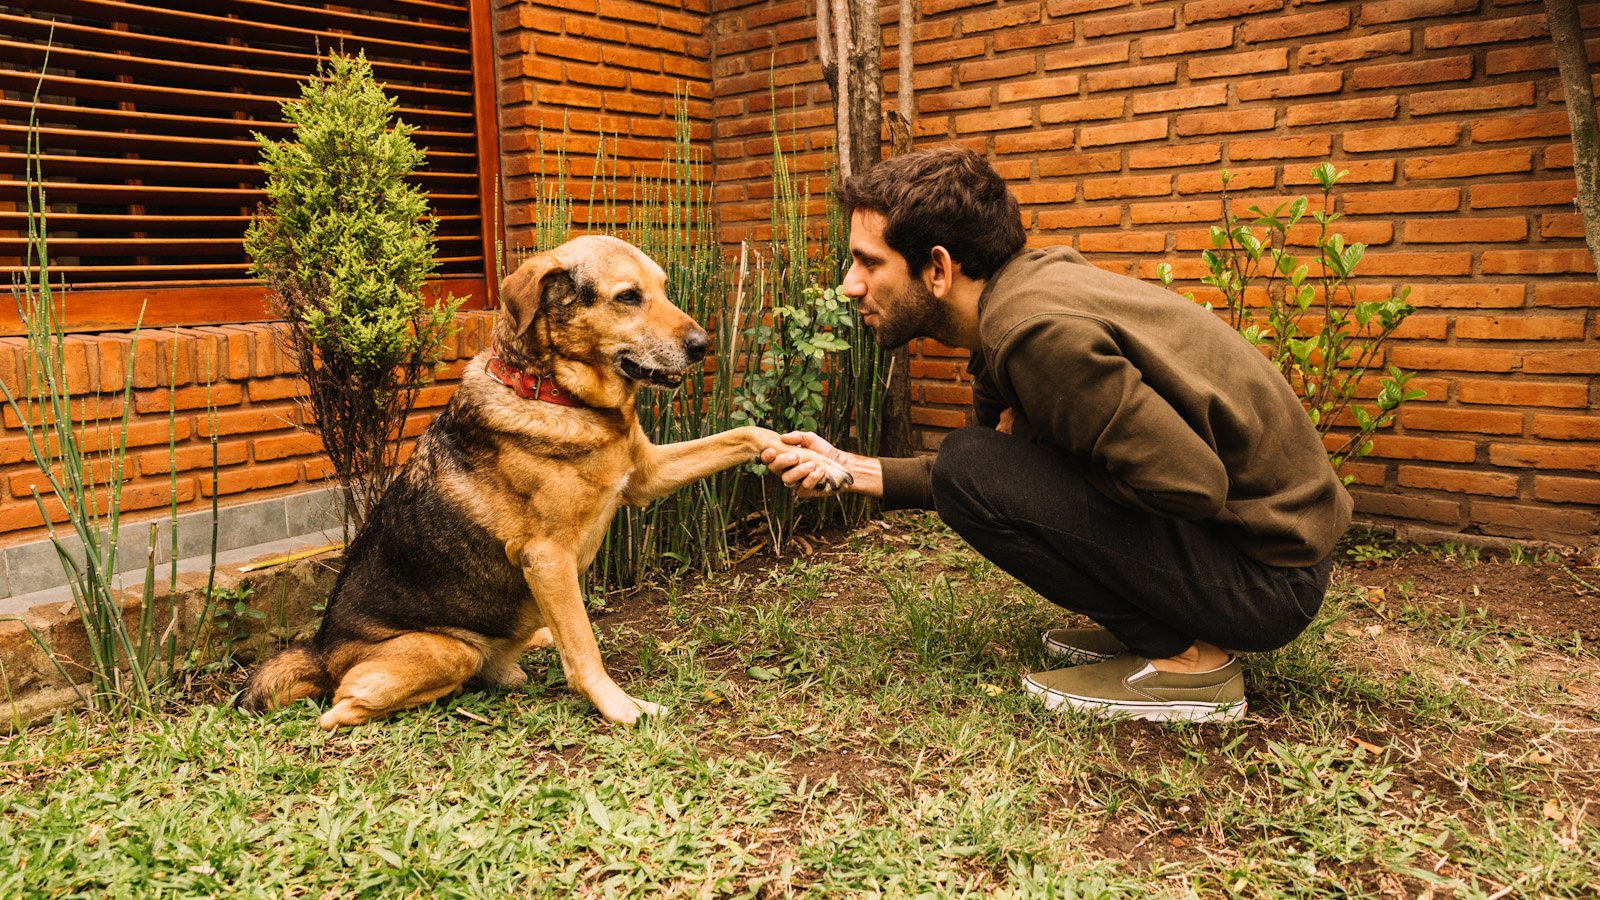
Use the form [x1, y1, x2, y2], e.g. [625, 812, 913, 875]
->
[1348, 553, 1600, 644]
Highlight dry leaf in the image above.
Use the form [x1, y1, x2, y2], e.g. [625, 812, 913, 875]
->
[455, 708, 493, 725]
[979, 683, 1004, 697]
[1563, 681, 1585, 697]
[1543, 799, 1564, 822]
[1364, 624, 1384, 637]
[703, 691, 725, 705]
[1528, 752, 1554, 765]
[1364, 587, 1386, 603]
[1350, 736, 1384, 755]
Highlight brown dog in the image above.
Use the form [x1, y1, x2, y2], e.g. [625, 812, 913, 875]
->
[239, 235, 850, 728]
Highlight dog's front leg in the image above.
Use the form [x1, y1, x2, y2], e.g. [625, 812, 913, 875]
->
[625, 426, 851, 505]
[517, 540, 662, 724]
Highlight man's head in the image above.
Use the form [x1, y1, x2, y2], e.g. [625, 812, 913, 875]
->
[835, 147, 1025, 349]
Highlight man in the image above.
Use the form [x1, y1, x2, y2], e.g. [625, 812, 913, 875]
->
[762, 146, 1351, 723]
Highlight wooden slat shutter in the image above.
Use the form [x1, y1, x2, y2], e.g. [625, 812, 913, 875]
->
[0, 0, 500, 334]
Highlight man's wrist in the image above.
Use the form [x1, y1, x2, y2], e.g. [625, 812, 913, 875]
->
[840, 452, 884, 499]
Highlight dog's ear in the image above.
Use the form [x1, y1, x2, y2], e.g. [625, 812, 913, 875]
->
[499, 252, 567, 335]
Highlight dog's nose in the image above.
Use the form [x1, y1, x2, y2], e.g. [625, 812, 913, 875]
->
[683, 328, 710, 361]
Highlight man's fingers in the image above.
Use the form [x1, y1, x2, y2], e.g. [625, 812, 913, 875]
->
[781, 461, 818, 487]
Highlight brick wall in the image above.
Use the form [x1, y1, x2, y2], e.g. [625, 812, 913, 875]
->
[0, 312, 497, 544]
[708, 0, 1600, 545]
[494, 0, 715, 253]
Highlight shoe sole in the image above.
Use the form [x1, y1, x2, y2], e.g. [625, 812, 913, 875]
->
[1040, 632, 1118, 665]
[1022, 676, 1247, 723]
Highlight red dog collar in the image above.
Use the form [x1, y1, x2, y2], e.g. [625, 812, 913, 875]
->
[486, 354, 587, 408]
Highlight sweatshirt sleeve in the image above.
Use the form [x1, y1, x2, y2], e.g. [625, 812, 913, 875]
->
[879, 455, 936, 511]
[996, 313, 1229, 521]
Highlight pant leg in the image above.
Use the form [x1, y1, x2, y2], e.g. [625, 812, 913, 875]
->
[928, 427, 1329, 659]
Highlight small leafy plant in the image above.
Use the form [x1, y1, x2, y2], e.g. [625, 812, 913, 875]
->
[1160, 163, 1423, 477]
[733, 283, 855, 437]
[244, 51, 460, 531]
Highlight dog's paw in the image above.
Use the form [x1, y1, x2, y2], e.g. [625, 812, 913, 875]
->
[596, 692, 666, 725]
[813, 458, 855, 493]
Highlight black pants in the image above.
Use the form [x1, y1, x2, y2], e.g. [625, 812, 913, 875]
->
[929, 427, 1332, 660]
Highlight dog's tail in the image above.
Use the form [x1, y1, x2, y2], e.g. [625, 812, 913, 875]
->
[237, 643, 332, 713]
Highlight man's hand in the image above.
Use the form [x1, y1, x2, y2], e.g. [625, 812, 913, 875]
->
[761, 431, 851, 497]
[997, 408, 1015, 435]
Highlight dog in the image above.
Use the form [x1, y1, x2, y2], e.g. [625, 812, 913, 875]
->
[239, 235, 851, 728]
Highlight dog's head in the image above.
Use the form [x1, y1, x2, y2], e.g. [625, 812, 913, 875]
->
[495, 236, 709, 399]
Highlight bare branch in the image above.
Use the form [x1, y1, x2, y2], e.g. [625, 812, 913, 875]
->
[1544, 0, 1600, 279]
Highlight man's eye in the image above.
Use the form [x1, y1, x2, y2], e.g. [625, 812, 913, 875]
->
[616, 289, 643, 306]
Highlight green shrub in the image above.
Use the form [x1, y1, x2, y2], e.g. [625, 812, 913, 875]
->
[1160, 163, 1423, 478]
[244, 51, 460, 530]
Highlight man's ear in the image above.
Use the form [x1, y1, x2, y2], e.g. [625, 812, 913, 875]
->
[499, 251, 566, 335]
[926, 246, 960, 298]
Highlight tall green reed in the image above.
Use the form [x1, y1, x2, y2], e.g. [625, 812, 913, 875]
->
[1, 72, 223, 717]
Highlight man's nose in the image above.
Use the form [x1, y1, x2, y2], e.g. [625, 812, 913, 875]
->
[841, 264, 867, 298]
[683, 327, 710, 361]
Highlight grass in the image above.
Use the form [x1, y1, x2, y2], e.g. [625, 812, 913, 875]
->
[3, 514, 1596, 897]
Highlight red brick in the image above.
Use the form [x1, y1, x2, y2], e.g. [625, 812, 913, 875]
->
[1539, 214, 1586, 238]
[198, 406, 298, 438]
[1178, 166, 1274, 194]
[1533, 475, 1600, 504]
[1531, 414, 1600, 440]
[1398, 465, 1519, 497]
[1348, 490, 1463, 525]
[998, 76, 1082, 104]
[919, 383, 976, 406]
[1349, 55, 1473, 90]
[137, 440, 250, 477]
[1406, 284, 1525, 308]
[1079, 232, 1169, 253]
[1344, 185, 1459, 212]
[1456, 315, 1587, 340]
[1241, 8, 1350, 42]
[918, 88, 992, 113]
[1141, 26, 1235, 57]
[1045, 42, 1131, 70]
[1081, 118, 1170, 146]
[1405, 148, 1535, 180]
[1399, 406, 1524, 434]
[911, 407, 970, 430]
[1082, 7, 1175, 36]
[1367, 435, 1477, 462]
[1359, 0, 1478, 24]
[1286, 97, 1398, 126]
[962, 5, 1042, 33]
[1523, 350, 1600, 374]
[1470, 112, 1571, 142]
[1236, 71, 1344, 101]
[954, 108, 1034, 133]
[1490, 443, 1600, 472]
[1534, 282, 1600, 307]
[958, 56, 1037, 83]
[1036, 207, 1124, 228]
[1129, 143, 1222, 168]
[1358, 252, 1472, 276]
[131, 383, 244, 415]
[1410, 83, 1536, 116]
[1190, 48, 1288, 79]
[995, 128, 1079, 155]
[1283, 219, 1394, 245]
[1048, 0, 1135, 12]
[1485, 45, 1557, 75]
[1300, 31, 1411, 66]
[910, 360, 967, 380]
[1343, 122, 1459, 151]
[1424, 14, 1548, 49]
[1184, 0, 1282, 23]
[1039, 98, 1127, 123]
[1087, 63, 1178, 92]
[1458, 380, 1589, 408]
[1132, 84, 1229, 113]
[201, 461, 301, 497]
[252, 432, 325, 461]
[1470, 180, 1578, 209]
[913, 37, 986, 65]
[1230, 135, 1333, 159]
[1130, 200, 1223, 223]
[1482, 250, 1596, 275]
[1390, 347, 1518, 372]
[993, 22, 1076, 51]
[1013, 183, 1079, 204]
[1083, 175, 1175, 200]
[1039, 151, 1124, 176]
[1469, 501, 1598, 537]
[1176, 109, 1276, 136]
[1283, 159, 1396, 184]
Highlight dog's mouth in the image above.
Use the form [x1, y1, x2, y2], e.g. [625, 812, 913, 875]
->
[618, 355, 685, 389]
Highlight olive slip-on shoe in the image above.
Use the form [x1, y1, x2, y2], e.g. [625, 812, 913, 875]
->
[1023, 653, 1246, 723]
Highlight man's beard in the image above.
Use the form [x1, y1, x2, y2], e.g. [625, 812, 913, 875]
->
[869, 277, 955, 350]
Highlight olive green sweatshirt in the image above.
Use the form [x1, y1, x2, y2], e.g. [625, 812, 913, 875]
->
[878, 246, 1352, 567]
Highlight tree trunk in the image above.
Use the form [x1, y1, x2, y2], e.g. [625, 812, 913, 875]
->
[1545, 0, 1600, 279]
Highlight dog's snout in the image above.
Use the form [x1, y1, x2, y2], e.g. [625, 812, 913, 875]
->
[683, 328, 710, 362]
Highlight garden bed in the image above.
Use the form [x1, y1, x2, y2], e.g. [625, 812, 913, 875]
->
[1, 514, 1595, 895]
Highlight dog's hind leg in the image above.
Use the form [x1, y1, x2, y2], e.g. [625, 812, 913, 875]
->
[319, 632, 482, 730]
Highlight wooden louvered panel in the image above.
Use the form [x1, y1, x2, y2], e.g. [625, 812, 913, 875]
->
[0, 0, 501, 335]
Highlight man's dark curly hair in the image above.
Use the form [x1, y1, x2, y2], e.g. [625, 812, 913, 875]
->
[835, 146, 1026, 281]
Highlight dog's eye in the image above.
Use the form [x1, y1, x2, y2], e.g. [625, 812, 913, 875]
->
[615, 289, 643, 306]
